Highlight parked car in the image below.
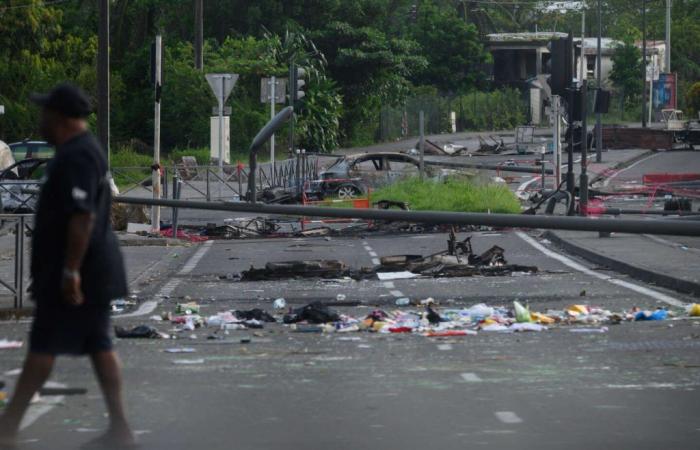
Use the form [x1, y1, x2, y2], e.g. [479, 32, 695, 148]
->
[305, 152, 432, 200]
[8, 140, 55, 161]
[0, 158, 49, 213]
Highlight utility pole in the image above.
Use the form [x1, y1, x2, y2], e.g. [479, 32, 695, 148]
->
[580, 9, 586, 82]
[642, 0, 647, 128]
[194, 0, 203, 70]
[152, 35, 162, 233]
[270, 76, 276, 178]
[419, 111, 425, 180]
[98, 0, 110, 163]
[595, 0, 602, 163]
[665, 0, 671, 72]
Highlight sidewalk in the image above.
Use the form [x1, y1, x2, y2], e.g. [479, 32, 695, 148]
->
[545, 230, 700, 298]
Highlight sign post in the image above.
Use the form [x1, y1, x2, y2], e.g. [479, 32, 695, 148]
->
[260, 77, 287, 185]
[206, 73, 238, 197]
[151, 35, 162, 233]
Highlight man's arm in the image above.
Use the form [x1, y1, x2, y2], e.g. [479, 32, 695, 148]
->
[62, 212, 95, 306]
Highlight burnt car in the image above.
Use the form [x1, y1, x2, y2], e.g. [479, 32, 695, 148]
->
[305, 153, 431, 200]
[0, 158, 49, 213]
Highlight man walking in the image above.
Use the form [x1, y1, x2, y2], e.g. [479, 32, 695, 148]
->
[0, 83, 135, 448]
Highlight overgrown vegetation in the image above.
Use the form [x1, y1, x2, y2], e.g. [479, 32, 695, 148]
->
[372, 177, 521, 214]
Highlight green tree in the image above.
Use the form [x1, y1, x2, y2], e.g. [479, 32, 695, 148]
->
[610, 41, 643, 106]
[410, 1, 490, 95]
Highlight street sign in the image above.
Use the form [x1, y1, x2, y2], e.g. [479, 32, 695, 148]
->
[646, 64, 660, 82]
[0, 105, 4, 115]
[260, 77, 287, 103]
[206, 73, 239, 106]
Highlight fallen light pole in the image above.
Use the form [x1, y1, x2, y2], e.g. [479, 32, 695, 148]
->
[114, 196, 700, 237]
[424, 160, 553, 175]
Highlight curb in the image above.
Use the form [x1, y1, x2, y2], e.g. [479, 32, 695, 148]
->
[543, 230, 700, 298]
[589, 149, 656, 186]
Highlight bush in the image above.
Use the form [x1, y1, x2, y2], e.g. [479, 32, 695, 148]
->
[372, 177, 521, 213]
[686, 82, 700, 118]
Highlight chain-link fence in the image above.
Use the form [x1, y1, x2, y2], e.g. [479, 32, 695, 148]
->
[379, 89, 530, 142]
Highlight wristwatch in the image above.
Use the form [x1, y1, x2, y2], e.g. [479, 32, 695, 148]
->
[62, 268, 80, 279]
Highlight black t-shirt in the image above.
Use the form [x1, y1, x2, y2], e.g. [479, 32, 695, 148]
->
[31, 132, 127, 306]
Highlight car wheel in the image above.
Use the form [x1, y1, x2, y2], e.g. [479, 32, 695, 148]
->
[336, 184, 361, 200]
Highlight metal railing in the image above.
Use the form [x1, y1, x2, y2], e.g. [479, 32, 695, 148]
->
[0, 214, 32, 309]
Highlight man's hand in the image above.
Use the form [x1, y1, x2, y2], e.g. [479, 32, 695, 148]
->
[62, 271, 84, 306]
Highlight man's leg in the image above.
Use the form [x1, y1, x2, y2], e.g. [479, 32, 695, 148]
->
[0, 353, 55, 446]
[89, 351, 134, 446]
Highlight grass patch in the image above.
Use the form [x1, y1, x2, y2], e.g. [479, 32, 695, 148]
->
[371, 177, 521, 213]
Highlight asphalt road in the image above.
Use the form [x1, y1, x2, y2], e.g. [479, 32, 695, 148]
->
[2, 230, 700, 450]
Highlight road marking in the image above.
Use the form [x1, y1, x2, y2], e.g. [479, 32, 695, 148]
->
[371, 258, 380, 265]
[517, 232, 684, 307]
[460, 372, 483, 382]
[20, 381, 66, 431]
[116, 241, 213, 319]
[368, 251, 378, 257]
[180, 240, 213, 274]
[437, 344, 453, 351]
[363, 245, 373, 252]
[516, 176, 540, 199]
[389, 290, 404, 297]
[383, 281, 395, 289]
[602, 152, 659, 187]
[495, 411, 523, 424]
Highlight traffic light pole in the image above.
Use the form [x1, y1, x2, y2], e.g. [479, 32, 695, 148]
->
[579, 80, 589, 215]
[566, 85, 576, 207]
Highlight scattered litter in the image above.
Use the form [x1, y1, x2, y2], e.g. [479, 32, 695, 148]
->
[176, 302, 200, 315]
[509, 323, 547, 332]
[273, 298, 287, 310]
[0, 339, 23, 349]
[336, 294, 346, 301]
[395, 297, 411, 306]
[513, 301, 531, 323]
[114, 325, 167, 339]
[688, 304, 700, 317]
[635, 309, 668, 321]
[234, 309, 276, 323]
[284, 302, 340, 324]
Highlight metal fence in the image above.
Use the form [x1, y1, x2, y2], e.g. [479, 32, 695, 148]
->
[111, 156, 319, 201]
[0, 214, 31, 310]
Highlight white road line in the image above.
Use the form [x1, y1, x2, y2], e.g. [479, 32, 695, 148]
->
[371, 258, 381, 265]
[495, 411, 523, 424]
[179, 240, 213, 274]
[363, 245, 373, 252]
[368, 251, 378, 257]
[382, 281, 395, 289]
[389, 290, 404, 297]
[460, 372, 483, 382]
[517, 232, 684, 307]
[602, 152, 659, 187]
[116, 241, 213, 319]
[437, 344, 453, 351]
[19, 381, 66, 431]
[516, 176, 540, 199]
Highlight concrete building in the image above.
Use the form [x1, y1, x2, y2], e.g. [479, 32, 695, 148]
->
[486, 32, 667, 124]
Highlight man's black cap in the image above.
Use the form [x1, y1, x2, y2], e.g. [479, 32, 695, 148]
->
[30, 83, 93, 118]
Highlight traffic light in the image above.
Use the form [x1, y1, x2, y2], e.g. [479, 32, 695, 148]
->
[408, 4, 418, 21]
[547, 34, 573, 97]
[289, 64, 307, 105]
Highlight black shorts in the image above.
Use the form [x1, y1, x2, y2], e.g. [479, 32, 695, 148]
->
[30, 302, 113, 356]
